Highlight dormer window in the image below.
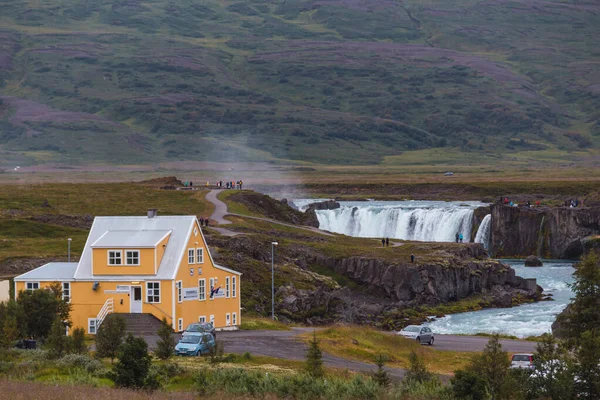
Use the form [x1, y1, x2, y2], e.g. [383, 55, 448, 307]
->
[126, 250, 140, 265]
[108, 250, 122, 265]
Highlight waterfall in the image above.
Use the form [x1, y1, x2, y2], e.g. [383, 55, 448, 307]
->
[474, 214, 492, 250]
[315, 201, 481, 242]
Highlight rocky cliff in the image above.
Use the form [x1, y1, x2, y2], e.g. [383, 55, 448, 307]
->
[208, 232, 540, 328]
[490, 204, 600, 258]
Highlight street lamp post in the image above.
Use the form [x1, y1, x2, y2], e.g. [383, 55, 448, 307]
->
[271, 241, 278, 320]
[68, 238, 72, 262]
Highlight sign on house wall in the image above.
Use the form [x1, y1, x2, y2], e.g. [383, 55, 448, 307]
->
[183, 288, 199, 301]
[104, 285, 130, 294]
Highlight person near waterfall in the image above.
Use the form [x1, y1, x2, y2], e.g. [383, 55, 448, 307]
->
[459, 233, 463, 243]
[455, 232, 459, 243]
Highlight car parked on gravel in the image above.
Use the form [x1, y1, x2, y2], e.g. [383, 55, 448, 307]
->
[510, 353, 535, 369]
[175, 332, 215, 356]
[182, 322, 216, 339]
[397, 325, 434, 345]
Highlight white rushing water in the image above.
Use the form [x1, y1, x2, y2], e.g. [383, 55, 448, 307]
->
[425, 260, 575, 338]
[306, 200, 486, 242]
[474, 214, 492, 250]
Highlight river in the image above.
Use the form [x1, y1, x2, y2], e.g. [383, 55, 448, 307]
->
[425, 260, 575, 338]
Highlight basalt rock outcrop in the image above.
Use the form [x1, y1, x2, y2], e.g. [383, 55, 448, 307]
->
[524, 255, 543, 267]
[207, 232, 540, 327]
[306, 253, 538, 307]
[490, 204, 600, 258]
[306, 200, 341, 211]
[227, 191, 319, 227]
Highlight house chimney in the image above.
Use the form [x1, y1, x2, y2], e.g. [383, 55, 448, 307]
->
[147, 209, 157, 219]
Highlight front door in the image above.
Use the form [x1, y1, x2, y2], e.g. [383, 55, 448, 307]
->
[130, 286, 142, 313]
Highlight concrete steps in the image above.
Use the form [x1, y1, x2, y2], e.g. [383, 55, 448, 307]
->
[105, 313, 167, 336]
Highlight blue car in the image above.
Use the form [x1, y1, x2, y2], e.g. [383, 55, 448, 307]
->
[175, 332, 215, 356]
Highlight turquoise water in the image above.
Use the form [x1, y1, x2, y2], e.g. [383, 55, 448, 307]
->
[425, 260, 575, 338]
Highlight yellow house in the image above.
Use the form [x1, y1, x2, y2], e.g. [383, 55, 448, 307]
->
[14, 211, 241, 334]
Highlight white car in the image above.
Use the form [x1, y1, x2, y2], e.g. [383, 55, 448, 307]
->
[511, 353, 534, 369]
[397, 325, 434, 345]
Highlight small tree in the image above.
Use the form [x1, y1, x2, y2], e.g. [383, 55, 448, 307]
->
[451, 369, 488, 400]
[47, 316, 69, 359]
[404, 351, 434, 384]
[113, 334, 152, 389]
[372, 354, 390, 387]
[473, 335, 511, 400]
[527, 333, 574, 399]
[154, 318, 175, 360]
[71, 327, 87, 354]
[305, 331, 324, 378]
[556, 252, 600, 346]
[18, 287, 68, 339]
[96, 314, 126, 362]
[572, 331, 600, 399]
[1, 312, 19, 349]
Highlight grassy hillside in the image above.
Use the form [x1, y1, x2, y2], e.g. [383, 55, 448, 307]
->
[0, 0, 598, 166]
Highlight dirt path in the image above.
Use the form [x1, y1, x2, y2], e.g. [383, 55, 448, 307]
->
[205, 190, 334, 237]
[205, 190, 231, 225]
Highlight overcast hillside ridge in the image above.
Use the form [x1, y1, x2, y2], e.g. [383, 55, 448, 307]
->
[0, 0, 598, 166]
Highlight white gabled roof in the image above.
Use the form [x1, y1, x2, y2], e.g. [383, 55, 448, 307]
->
[15, 262, 78, 281]
[91, 229, 172, 248]
[74, 216, 196, 281]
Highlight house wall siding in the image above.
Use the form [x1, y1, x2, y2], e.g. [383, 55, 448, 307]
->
[92, 248, 156, 275]
[174, 220, 240, 331]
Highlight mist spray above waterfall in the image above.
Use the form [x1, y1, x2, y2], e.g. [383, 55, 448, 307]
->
[314, 200, 486, 242]
[474, 214, 492, 250]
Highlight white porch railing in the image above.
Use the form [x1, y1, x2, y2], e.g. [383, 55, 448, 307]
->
[96, 298, 114, 330]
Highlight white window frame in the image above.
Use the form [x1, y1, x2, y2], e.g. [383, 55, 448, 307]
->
[232, 276, 237, 298]
[199, 316, 206, 323]
[88, 318, 97, 334]
[146, 281, 161, 303]
[176, 280, 182, 303]
[65, 325, 69, 336]
[226, 313, 231, 326]
[210, 315, 214, 325]
[188, 248, 195, 264]
[226, 276, 230, 298]
[62, 282, 70, 303]
[108, 250, 122, 266]
[209, 277, 215, 300]
[198, 278, 206, 301]
[125, 250, 140, 266]
[26, 282, 40, 291]
[232, 312, 237, 326]
[178, 318, 183, 331]
[196, 248, 204, 264]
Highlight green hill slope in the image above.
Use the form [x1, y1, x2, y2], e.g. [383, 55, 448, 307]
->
[0, 0, 598, 166]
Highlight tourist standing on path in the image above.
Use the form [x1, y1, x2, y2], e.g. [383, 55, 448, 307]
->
[410, 254, 415, 263]
[385, 237, 389, 247]
[381, 238, 385, 247]
[200, 217, 204, 227]
[455, 232, 459, 243]
[459, 233, 463, 243]
[239, 180, 243, 190]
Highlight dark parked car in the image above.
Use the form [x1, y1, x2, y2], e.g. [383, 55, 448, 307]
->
[182, 322, 216, 339]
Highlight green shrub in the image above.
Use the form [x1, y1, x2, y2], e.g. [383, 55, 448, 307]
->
[154, 318, 175, 360]
[56, 353, 105, 374]
[112, 334, 153, 389]
[195, 367, 381, 399]
[96, 315, 126, 362]
[71, 327, 87, 354]
[47, 316, 70, 359]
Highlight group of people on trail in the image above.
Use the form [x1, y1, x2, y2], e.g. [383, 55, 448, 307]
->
[381, 237, 390, 247]
[566, 199, 583, 208]
[455, 232, 464, 243]
[199, 217, 210, 227]
[500, 197, 541, 208]
[216, 180, 243, 190]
